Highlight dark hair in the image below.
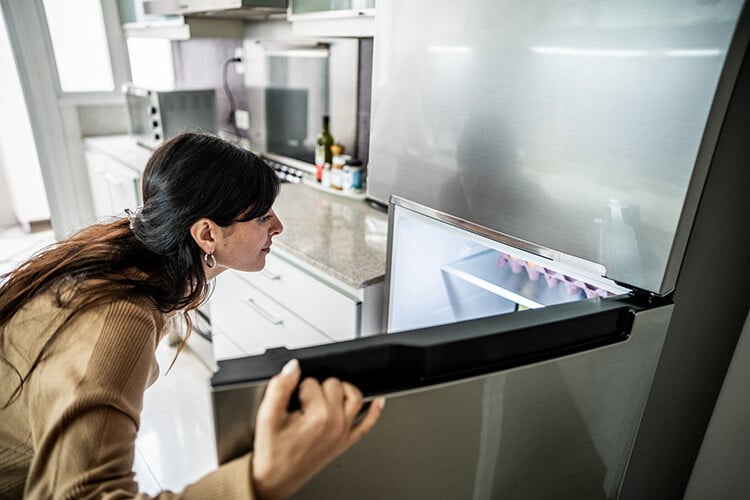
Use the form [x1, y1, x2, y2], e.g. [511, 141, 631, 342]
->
[0, 132, 280, 404]
[132, 131, 281, 311]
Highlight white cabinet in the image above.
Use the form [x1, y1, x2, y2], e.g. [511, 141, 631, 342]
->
[210, 249, 382, 361]
[288, 0, 375, 18]
[240, 252, 361, 342]
[211, 267, 336, 361]
[85, 149, 141, 219]
[289, 0, 375, 37]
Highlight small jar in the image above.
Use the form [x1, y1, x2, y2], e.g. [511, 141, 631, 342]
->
[342, 159, 363, 192]
[330, 154, 350, 190]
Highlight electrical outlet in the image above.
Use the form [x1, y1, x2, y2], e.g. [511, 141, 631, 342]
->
[234, 47, 245, 74]
[235, 109, 250, 130]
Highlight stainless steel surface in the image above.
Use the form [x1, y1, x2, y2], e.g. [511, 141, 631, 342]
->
[212, 304, 671, 499]
[211, 382, 267, 464]
[123, 85, 216, 146]
[367, 0, 744, 294]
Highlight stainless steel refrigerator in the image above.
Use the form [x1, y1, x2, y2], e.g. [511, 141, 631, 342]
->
[211, 1, 750, 498]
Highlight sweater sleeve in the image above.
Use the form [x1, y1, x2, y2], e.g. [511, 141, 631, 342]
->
[22, 299, 256, 500]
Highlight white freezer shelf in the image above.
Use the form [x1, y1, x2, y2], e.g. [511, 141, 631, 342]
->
[441, 250, 620, 310]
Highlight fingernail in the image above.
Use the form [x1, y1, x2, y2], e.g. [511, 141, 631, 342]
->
[376, 397, 386, 410]
[281, 358, 299, 376]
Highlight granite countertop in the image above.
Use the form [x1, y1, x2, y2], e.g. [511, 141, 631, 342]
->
[273, 183, 388, 289]
[83, 134, 388, 289]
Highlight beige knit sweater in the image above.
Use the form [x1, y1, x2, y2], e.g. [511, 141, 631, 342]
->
[0, 289, 255, 499]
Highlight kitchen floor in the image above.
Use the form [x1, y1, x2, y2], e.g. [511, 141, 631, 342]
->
[0, 222, 218, 495]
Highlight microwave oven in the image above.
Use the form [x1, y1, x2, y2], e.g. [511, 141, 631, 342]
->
[243, 38, 359, 178]
[123, 84, 217, 149]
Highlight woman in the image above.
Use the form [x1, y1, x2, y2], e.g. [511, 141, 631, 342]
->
[0, 132, 384, 499]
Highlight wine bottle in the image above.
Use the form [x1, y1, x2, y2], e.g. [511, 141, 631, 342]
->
[315, 115, 334, 183]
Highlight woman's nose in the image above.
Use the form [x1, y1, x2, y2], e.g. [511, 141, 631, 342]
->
[272, 216, 284, 235]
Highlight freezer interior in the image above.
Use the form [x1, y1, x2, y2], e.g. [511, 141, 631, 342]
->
[387, 199, 630, 333]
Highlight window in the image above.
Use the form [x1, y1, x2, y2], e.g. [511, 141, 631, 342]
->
[126, 37, 175, 90]
[42, 0, 114, 92]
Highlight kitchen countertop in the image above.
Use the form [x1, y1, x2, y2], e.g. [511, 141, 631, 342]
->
[273, 183, 388, 289]
[83, 135, 153, 173]
[83, 134, 388, 289]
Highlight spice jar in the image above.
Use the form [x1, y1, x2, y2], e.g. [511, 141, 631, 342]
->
[342, 159, 363, 192]
[330, 154, 350, 190]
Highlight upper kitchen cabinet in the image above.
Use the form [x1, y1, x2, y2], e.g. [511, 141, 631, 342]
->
[117, 0, 247, 39]
[142, 0, 287, 19]
[289, 0, 375, 37]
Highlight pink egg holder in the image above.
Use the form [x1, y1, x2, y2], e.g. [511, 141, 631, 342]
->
[496, 252, 612, 298]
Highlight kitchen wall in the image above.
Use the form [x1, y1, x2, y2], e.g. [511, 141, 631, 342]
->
[77, 104, 129, 137]
[173, 37, 245, 138]
[172, 20, 373, 167]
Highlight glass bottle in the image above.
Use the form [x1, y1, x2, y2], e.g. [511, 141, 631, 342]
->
[315, 115, 334, 182]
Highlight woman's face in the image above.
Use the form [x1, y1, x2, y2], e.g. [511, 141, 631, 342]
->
[212, 208, 284, 275]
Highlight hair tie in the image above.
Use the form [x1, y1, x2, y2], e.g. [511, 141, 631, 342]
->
[124, 207, 143, 230]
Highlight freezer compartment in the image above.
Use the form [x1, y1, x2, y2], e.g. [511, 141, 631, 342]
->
[211, 298, 671, 499]
[387, 197, 629, 333]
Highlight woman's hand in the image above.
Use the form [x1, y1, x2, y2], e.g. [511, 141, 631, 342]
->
[251, 358, 385, 500]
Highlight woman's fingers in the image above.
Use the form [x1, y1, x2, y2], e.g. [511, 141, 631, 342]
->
[255, 359, 300, 430]
[321, 377, 345, 405]
[347, 397, 385, 447]
[341, 382, 363, 419]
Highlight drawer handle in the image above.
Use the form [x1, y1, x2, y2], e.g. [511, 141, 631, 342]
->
[243, 297, 283, 325]
[260, 268, 281, 281]
[104, 173, 122, 185]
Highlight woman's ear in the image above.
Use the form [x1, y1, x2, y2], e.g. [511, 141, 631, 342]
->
[190, 218, 217, 255]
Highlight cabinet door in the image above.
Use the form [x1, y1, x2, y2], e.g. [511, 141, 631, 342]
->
[85, 150, 114, 219]
[289, 0, 375, 17]
[211, 329, 246, 362]
[211, 270, 334, 359]
[241, 253, 361, 341]
[85, 150, 141, 218]
[105, 158, 141, 214]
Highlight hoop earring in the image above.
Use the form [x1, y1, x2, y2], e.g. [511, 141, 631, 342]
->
[204, 252, 217, 269]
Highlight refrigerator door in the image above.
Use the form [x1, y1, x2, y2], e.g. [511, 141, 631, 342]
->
[211, 297, 671, 499]
[365, 0, 744, 295]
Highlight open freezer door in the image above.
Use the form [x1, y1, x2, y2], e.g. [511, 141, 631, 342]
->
[211, 294, 671, 499]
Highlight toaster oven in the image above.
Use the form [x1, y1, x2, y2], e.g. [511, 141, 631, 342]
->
[123, 84, 217, 149]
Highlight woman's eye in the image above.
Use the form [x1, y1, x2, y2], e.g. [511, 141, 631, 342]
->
[259, 214, 273, 222]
